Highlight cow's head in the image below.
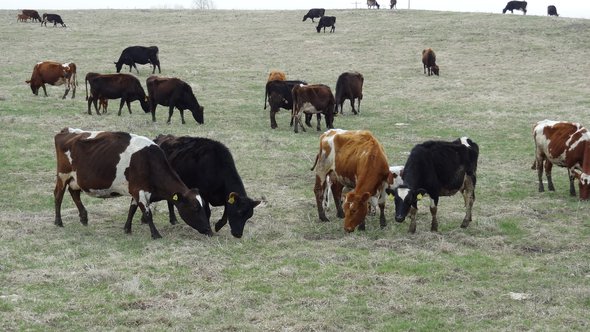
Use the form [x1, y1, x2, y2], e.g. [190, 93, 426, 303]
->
[140, 95, 150, 113]
[215, 192, 261, 238]
[25, 80, 39, 95]
[572, 169, 590, 200]
[432, 65, 440, 76]
[342, 191, 371, 232]
[172, 189, 213, 236]
[386, 185, 426, 223]
[191, 105, 204, 124]
[114, 61, 123, 73]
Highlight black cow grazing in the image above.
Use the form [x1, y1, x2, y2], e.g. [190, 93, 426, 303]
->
[547, 5, 559, 16]
[85, 73, 149, 116]
[22, 9, 41, 22]
[303, 8, 325, 22]
[335, 71, 364, 115]
[146, 76, 204, 124]
[54, 128, 212, 239]
[146, 134, 262, 238]
[264, 79, 307, 129]
[42, 13, 66, 27]
[114, 46, 161, 74]
[387, 137, 479, 233]
[316, 16, 336, 33]
[367, 0, 380, 9]
[503, 1, 527, 14]
[390, 0, 397, 9]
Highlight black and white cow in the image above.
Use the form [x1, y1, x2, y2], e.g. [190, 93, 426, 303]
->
[387, 137, 479, 233]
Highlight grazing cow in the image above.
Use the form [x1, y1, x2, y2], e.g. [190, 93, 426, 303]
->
[387, 137, 479, 233]
[26, 61, 77, 99]
[17, 14, 30, 22]
[303, 8, 325, 22]
[54, 128, 212, 239]
[367, 0, 380, 9]
[142, 135, 262, 238]
[532, 119, 590, 200]
[311, 129, 391, 232]
[85, 73, 149, 116]
[264, 79, 307, 129]
[316, 16, 336, 33]
[291, 84, 335, 133]
[114, 46, 161, 74]
[84, 72, 109, 114]
[390, 0, 397, 9]
[547, 5, 559, 16]
[42, 13, 66, 27]
[22, 9, 41, 22]
[146, 76, 204, 124]
[334, 71, 364, 115]
[422, 48, 439, 76]
[267, 70, 286, 81]
[503, 1, 527, 14]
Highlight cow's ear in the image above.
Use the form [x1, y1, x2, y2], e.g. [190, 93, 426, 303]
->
[252, 200, 261, 208]
[360, 192, 371, 202]
[25, 80, 30, 84]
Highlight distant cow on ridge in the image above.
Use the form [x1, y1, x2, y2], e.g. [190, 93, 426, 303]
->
[42, 13, 66, 27]
[21, 9, 41, 22]
[390, 0, 397, 9]
[367, 0, 380, 9]
[547, 5, 559, 16]
[114, 46, 161, 74]
[303, 8, 325, 22]
[503, 1, 527, 15]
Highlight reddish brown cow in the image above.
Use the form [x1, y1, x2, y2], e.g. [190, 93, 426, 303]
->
[17, 14, 30, 22]
[291, 84, 335, 133]
[334, 71, 364, 115]
[267, 70, 286, 81]
[21, 10, 41, 22]
[532, 119, 590, 200]
[422, 48, 439, 76]
[311, 129, 391, 232]
[26, 61, 77, 99]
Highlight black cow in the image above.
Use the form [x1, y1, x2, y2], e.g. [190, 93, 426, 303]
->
[114, 46, 161, 74]
[146, 134, 261, 238]
[146, 76, 204, 124]
[387, 137, 479, 233]
[547, 5, 559, 16]
[85, 73, 149, 116]
[390, 0, 397, 9]
[316, 16, 336, 33]
[503, 1, 527, 14]
[264, 79, 308, 129]
[42, 13, 66, 27]
[335, 71, 364, 115]
[303, 8, 325, 22]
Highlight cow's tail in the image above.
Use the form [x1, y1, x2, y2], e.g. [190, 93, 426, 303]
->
[310, 152, 320, 171]
[263, 86, 268, 110]
[85, 76, 88, 101]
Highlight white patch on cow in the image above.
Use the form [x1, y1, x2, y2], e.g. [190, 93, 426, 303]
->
[138, 190, 152, 207]
[196, 194, 204, 207]
[460, 137, 470, 147]
[388, 165, 405, 190]
[397, 187, 410, 201]
[301, 102, 318, 114]
[65, 150, 73, 164]
[430, 198, 436, 208]
[580, 173, 590, 185]
[68, 128, 103, 139]
[62, 63, 71, 68]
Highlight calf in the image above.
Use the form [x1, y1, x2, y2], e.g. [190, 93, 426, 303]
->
[503, 1, 527, 15]
[146, 76, 204, 124]
[367, 0, 380, 9]
[388, 137, 479, 233]
[547, 5, 559, 17]
[22, 10, 41, 22]
[142, 134, 262, 238]
[26, 61, 77, 99]
[422, 48, 439, 76]
[42, 13, 66, 27]
[17, 14, 30, 22]
[267, 70, 286, 81]
[532, 119, 590, 200]
[54, 128, 212, 239]
[291, 84, 335, 133]
[316, 16, 336, 33]
[334, 71, 364, 115]
[311, 129, 391, 232]
[264, 79, 307, 129]
[115, 46, 161, 74]
[85, 73, 149, 116]
[303, 8, 325, 22]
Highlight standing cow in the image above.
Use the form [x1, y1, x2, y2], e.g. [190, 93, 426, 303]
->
[54, 128, 212, 239]
[422, 48, 439, 76]
[21, 9, 41, 22]
[303, 8, 325, 22]
[26, 61, 77, 99]
[114, 46, 161, 74]
[291, 84, 335, 133]
[334, 71, 364, 115]
[390, 0, 397, 9]
[503, 1, 527, 14]
[264, 79, 307, 129]
[367, 0, 380, 9]
[388, 138, 479, 233]
[85, 73, 149, 116]
[42, 13, 66, 27]
[547, 5, 559, 16]
[316, 16, 336, 33]
[146, 76, 204, 124]
[532, 119, 590, 200]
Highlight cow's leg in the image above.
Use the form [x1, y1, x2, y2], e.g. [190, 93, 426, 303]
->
[567, 169, 577, 196]
[536, 156, 545, 192]
[305, 113, 312, 127]
[461, 176, 475, 228]
[179, 109, 187, 125]
[124, 200, 139, 234]
[53, 178, 67, 227]
[150, 102, 157, 122]
[357, 98, 361, 114]
[87, 97, 93, 115]
[133, 64, 139, 74]
[62, 85, 70, 99]
[126, 100, 132, 114]
[424, 64, 427, 75]
[167, 201, 178, 225]
[316, 113, 321, 131]
[332, 182, 345, 218]
[350, 99, 358, 115]
[117, 99, 125, 116]
[314, 176, 329, 222]
[139, 204, 162, 239]
[408, 206, 418, 233]
[270, 108, 278, 129]
[68, 187, 88, 225]
[41, 84, 48, 97]
[429, 198, 439, 231]
[545, 160, 555, 191]
[71, 80, 76, 99]
[378, 192, 387, 229]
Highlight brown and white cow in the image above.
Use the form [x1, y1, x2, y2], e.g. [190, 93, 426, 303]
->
[26, 61, 77, 99]
[532, 119, 590, 200]
[54, 128, 212, 239]
[291, 84, 335, 133]
[311, 129, 391, 232]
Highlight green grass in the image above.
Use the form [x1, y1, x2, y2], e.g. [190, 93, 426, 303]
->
[1, 8, 590, 331]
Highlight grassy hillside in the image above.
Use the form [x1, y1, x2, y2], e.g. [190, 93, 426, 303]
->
[1, 8, 589, 331]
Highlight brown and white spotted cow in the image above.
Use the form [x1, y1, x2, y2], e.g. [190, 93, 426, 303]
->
[53, 128, 212, 239]
[532, 119, 590, 200]
[311, 129, 391, 232]
[26, 61, 77, 99]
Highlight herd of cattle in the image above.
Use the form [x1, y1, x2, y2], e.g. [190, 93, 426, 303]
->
[17, 9, 67, 26]
[17, 5, 582, 241]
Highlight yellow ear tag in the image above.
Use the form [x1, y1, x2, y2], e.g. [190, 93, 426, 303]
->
[388, 193, 394, 201]
[228, 196, 235, 204]
[417, 193, 423, 200]
[172, 194, 178, 201]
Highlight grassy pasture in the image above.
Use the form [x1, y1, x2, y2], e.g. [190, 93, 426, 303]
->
[1, 8, 589, 331]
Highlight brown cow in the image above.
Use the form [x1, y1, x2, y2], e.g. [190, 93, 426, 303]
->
[85, 72, 109, 114]
[26, 61, 77, 99]
[334, 71, 364, 115]
[146, 76, 204, 124]
[422, 48, 439, 76]
[54, 128, 212, 239]
[532, 119, 590, 200]
[291, 84, 335, 133]
[311, 129, 391, 232]
[267, 70, 286, 81]
[85, 73, 149, 116]
[21, 10, 41, 22]
[17, 14, 30, 22]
